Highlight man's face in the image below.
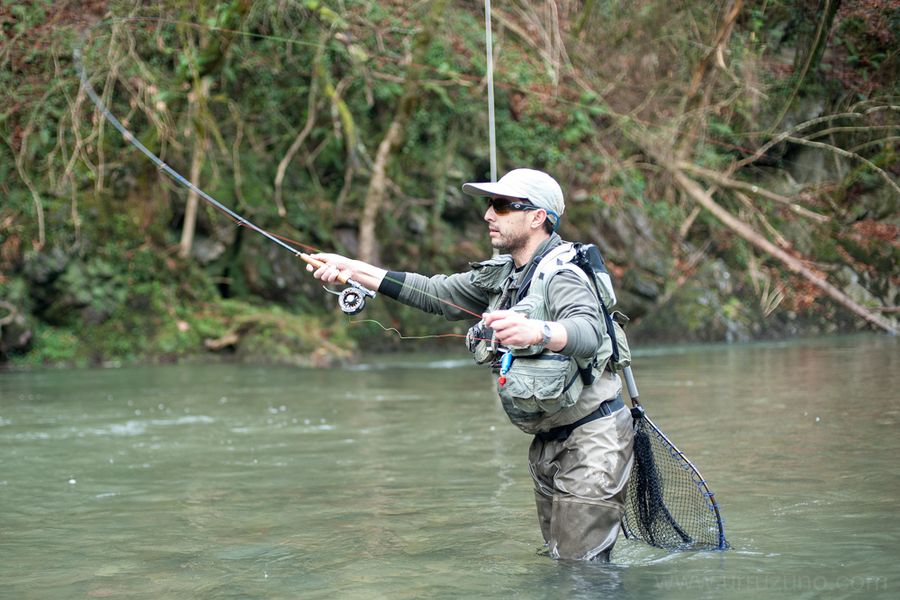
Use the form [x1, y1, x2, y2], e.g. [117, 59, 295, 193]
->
[483, 196, 537, 253]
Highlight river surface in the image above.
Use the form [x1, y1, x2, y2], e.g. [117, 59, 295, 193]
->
[1, 334, 898, 599]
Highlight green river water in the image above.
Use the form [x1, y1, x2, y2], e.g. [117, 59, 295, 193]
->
[1, 334, 898, 599]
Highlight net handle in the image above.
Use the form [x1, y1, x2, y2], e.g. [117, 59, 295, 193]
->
[623, 365, 640, 407]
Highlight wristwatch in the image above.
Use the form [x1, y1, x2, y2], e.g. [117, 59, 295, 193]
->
[539, 321, 552, 347]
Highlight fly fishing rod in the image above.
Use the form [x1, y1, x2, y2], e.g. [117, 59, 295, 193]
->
[73, 31, 376, 315]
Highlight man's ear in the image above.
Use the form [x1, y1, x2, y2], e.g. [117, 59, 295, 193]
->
[531, 209, 548, 230]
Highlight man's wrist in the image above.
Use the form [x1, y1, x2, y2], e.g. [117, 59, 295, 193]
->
[537, 320, 552, 347]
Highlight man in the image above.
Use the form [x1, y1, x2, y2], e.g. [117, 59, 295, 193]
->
[308, 168, 634, 561]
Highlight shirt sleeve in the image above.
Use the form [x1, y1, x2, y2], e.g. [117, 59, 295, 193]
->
[379, 270, 491, 322]
[545, 269, 605, 358]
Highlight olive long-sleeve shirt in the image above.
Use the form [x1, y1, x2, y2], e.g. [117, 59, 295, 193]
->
[377, 235, 621, 432]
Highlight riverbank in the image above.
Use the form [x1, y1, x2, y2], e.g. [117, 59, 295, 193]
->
[3, 289, 892, 373]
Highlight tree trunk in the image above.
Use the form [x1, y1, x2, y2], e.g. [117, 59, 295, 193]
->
[179, 77, 211, 259]
[357, 0, 450, 264]
[177, 0, 251, 259]
[359, 120, 404, 263]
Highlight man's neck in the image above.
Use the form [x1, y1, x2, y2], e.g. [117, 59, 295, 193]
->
[511, 233, 552, 267]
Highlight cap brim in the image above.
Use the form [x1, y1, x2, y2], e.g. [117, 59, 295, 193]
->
[462, 182, 527, 199]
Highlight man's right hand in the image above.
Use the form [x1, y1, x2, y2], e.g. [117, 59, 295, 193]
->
[304, 253, 388, 291]
[305, 253, 355, 284]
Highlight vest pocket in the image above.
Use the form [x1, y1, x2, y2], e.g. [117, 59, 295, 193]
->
[497, 354, 584, 416]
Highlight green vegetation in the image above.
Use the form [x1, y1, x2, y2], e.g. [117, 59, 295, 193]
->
[1, 0, 896, 367]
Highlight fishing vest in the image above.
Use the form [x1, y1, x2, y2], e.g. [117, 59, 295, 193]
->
[466, 242, 632, 421]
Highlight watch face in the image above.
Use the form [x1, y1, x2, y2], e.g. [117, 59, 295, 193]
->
[542, 322, 552, 344]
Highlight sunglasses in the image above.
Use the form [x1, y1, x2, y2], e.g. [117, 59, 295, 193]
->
[485, 197, 540, 215]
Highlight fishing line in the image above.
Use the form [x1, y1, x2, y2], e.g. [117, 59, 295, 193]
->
[350, 319, 479, 341]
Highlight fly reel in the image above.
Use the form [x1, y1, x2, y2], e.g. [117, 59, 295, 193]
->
[324, 282, 376, 315]
[338, 287, 366, 315]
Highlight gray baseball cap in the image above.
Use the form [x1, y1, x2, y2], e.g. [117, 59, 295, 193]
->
[462, 168, 565, 226]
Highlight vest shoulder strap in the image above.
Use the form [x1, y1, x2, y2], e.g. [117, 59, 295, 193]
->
[524, 242, 626, 372]
[529, 243, 590, 300]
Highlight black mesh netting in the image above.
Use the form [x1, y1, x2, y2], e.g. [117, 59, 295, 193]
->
[622, 409, 728, 551]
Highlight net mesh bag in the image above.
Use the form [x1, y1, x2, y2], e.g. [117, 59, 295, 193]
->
[622, 408, 728, 551]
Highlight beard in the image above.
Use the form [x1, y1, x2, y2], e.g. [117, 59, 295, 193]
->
[491, 226, 530, 254]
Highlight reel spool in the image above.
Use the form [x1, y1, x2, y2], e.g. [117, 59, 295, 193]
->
[337, 287, 366, 315]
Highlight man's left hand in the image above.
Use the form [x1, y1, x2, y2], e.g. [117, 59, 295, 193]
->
[482, 310, 543, 348]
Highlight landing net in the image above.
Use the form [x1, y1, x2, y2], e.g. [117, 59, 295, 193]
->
[622, 408, 728, 551]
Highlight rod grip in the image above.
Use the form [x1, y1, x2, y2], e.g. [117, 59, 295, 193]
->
[300, 253, 350, 284]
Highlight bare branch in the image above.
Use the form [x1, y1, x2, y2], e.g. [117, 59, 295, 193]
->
[678, 205, 702, 241]
[731, 106, 899, 173]
[805, 125, 898, 141]
[228, 101, 247, 210]
[674, 0, 744, 160]
[850, 136, 900, 154]
[0, 300, 17, 327]
[784, 136, 900, 196]
[3, 134, 45, 250]
[768, 0, 841, 133]
[734, 191, 790, 247]
[95, 22, 129, 193]
[684, 0, 744, 101]
[358, 0, 450, 263]
[670, 167, 897, 334]
[677, 162, 831, 223]
[178, 77, 212, 259]
[274, 72, 320, 218]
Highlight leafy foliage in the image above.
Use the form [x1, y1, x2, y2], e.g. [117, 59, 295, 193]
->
[1, 0, 896, 367]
